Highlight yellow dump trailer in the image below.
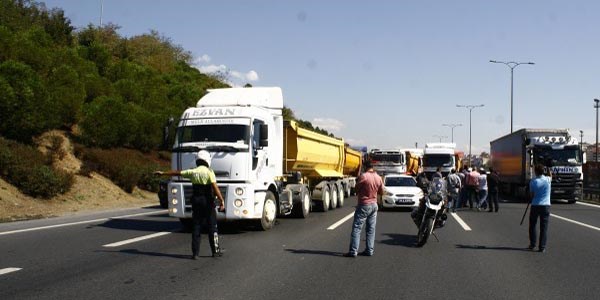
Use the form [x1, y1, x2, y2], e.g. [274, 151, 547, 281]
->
[283, 121, 358, 211]
[284, 121, 344, 179]
[344, 146, 362, 177]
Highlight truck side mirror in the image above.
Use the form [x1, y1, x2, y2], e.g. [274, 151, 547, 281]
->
[259, 124, 269, 147]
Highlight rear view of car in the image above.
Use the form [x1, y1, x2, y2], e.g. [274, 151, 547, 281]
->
[379, 175, 424, 208]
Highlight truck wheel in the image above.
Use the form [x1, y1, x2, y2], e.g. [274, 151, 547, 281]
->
[259, 191, 277, 230]
[320, 185, 330, 212]
[292, 186, 311, 218]
[345, 183, 351, 197]
[179, 218, 192, 232]
[330, 184, 338, 210]
[337, 183, 345, 208]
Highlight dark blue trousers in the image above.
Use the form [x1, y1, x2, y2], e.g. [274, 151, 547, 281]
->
[529, 205, 550, 249]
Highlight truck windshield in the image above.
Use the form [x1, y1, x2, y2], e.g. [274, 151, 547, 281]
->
[423, 154, 453, 167]
[534, 148, 581, 165]
[370, 154, 403, 164]
[176, 124, 249, 144]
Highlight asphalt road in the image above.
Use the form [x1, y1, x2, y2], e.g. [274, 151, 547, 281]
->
[1, 198, 599, 300]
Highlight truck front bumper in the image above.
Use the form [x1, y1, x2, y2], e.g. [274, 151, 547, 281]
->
[167, 182, 260, 221]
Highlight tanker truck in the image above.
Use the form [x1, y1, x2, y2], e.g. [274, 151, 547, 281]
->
[490, 128, 583, 203]
[166, 87, 360, 230]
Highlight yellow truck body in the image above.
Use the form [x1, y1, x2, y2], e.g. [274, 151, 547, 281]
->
[284, 121, 345, 179]
[343, 146, 362, 177]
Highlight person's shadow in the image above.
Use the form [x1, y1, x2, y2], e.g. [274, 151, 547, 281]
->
[285, 249, 344, 257]
[379, 233, 418, 247]
[455, 244, 532, 252]
[98, 248, 202, 259]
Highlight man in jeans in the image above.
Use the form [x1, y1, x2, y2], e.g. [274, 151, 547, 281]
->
[528, 164, 552, 253]
[344, 161, 383, 257]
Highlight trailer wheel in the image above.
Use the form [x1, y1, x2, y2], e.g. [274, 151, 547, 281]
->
[320, 185, 330, 212]
[345, 183, 351, 197]
[292, 186, 311, 218]
[258, 191, 277, 230]
[330, 184, 338, 210]
[336, 182, 345, 208]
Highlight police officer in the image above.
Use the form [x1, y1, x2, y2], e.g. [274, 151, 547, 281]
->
[155, 150, 225, 259]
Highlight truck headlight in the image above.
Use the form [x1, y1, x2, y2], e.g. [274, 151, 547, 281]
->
[171, 187, 178, 195]
[234, 199, 244, 207]
[172, 198, 178, 205]
[235, 187, 244, 196]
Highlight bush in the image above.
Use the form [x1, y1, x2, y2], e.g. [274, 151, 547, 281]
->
[0, 137, 73, 198]
[79, 147, 169, 193]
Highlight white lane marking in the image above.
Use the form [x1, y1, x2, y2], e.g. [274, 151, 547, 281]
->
[0, 210, 168, 236]
[103, 231, 172, 247]
[0, 268, 22, 275]
[551, 214, 600, 232]
[576, 202, 600, 208]
[450, 212, 472, 231]
[327, 212, 355, 230]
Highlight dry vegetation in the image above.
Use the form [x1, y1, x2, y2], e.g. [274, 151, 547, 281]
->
[0, 131, 157, 222]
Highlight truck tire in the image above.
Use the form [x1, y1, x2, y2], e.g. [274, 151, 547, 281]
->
[320, 185, 331, 212]
[336, 182, 345, 208]
[345, 183, 351, 198]
[292, 186, 311, 218]
[258, 191, 277, 230]
[330, 184, 338, 210]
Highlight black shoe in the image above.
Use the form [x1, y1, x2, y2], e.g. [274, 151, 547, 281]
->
[359, 251, 373, 257]
[527, 245, 535, 251]
[538, 248, 546, 253]
[495, 209, 499, 212]
[343, 252, 357, 258]
[488, 209, 493, 212]
[212, 251, 223, 257]
[191, 255, 200, 260]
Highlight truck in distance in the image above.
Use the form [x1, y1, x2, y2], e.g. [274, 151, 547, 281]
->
[369, 149, 406, 175]
[422, 143, 457, 179]
[490, 128, 583, 203]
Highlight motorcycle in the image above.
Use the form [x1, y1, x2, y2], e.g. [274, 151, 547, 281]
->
[411, 177, 448, 247]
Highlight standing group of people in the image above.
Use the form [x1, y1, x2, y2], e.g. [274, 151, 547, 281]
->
[450, 166, 500, 213]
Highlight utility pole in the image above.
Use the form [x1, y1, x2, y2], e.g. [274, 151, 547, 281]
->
[442, 123, 462, 143]
[100, 0, 104, 26]
[489, 60, 535, 133]
[595, 99, 599, 162]
[457, 104, 485, 167]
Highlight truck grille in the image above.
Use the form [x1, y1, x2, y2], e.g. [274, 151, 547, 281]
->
[551, 173, 581, 187]
[182, 185, 227, 212]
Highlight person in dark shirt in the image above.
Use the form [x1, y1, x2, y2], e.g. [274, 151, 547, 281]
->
[487, 167, 500, 212]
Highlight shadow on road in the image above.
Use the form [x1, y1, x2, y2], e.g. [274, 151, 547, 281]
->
[285, 249, 344, 257]
[99, 248, 198, 260]
[455, 244, 532, 252]
[91, 218, 181, 232]
[379, 233, 417, 247]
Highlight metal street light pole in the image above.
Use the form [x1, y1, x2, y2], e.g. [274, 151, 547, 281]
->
[442, 123, 462, 143]
[457, 104, 484, 167]
[433, 135, 448, 143]
[489, 60, 535, 133]
[580, 130, 584, 163]
[595, 98, 599, 162]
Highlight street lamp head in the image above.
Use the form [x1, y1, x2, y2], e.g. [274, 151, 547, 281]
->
[527, 62, 535, 65]
[594, 98, 600, 104]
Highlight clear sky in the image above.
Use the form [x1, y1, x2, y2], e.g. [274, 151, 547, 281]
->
[41, 0, 600, 154]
